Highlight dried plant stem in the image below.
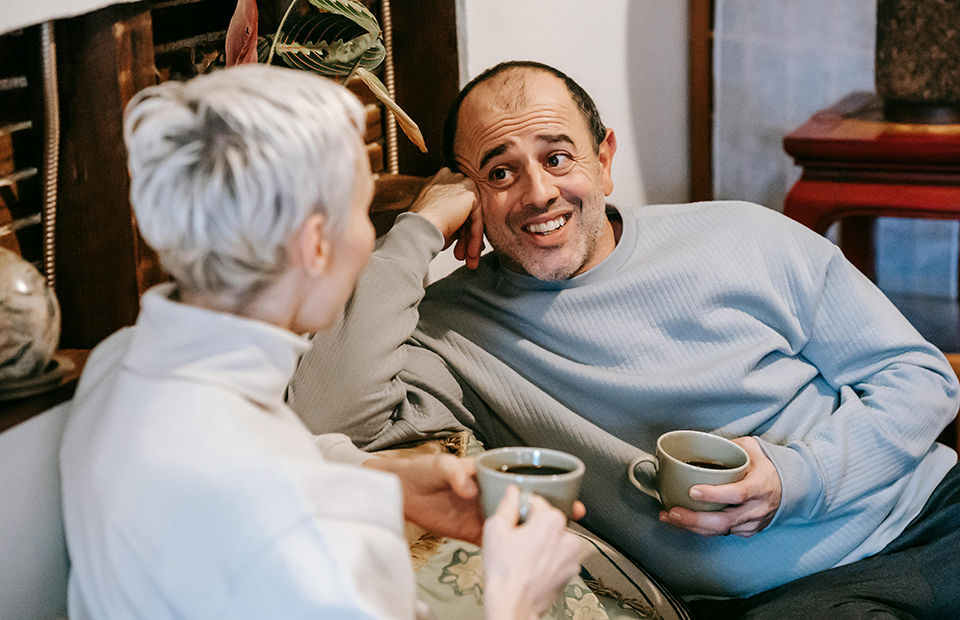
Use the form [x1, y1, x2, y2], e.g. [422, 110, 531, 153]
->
[266, 0, 300, 66]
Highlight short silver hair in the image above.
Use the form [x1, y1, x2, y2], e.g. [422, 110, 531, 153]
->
[124, 64, 366, 298]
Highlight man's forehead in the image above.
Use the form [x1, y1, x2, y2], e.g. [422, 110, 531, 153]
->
[463, 68, 572, 117]
[455, 69, 584, 163]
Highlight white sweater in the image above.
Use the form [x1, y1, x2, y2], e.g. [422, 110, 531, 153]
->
[291, 202, 959, 599]
[61, 284, 424, 620]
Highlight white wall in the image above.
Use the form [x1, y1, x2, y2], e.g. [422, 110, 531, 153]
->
[430, 0, 689, 281]
[713, 0, 959, 303]
[0, 0, 138, 34]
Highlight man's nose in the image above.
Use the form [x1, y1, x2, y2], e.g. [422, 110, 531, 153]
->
[520, 165, 561, 209]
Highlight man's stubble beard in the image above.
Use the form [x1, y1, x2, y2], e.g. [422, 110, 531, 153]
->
[491, 186, 609, 282]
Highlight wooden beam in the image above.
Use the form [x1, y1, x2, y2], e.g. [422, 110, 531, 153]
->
[54, 5, 157, 348]
[389, 0, 460, 176]
[689, 0, 714, 202]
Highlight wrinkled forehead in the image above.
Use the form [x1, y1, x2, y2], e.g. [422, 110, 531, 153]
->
[454, 70, 588, 168]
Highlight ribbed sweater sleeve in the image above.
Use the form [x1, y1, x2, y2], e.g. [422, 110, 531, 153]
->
[289, 213, 469, 449]
[764, 247, 960, 523]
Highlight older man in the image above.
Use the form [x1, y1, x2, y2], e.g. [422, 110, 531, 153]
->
[289, 61, 960, 618]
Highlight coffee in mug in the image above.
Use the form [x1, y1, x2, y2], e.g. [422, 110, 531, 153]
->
[498, 464, 572, 476]
[682, 460, 732, 470]
[475, 447, 585, 521]
[627, 430, 749, 512]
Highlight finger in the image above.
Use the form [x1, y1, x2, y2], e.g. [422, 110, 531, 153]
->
[455, 158, 480, 182]
[523, 496, 567, 531]
[726, 499, 777, 536]
[442, 456, 478, 498]
[571, 501, 586, 521]
[660, 500, 771, 538]
[433, 167, 456, 183]
[689, 480, 749, 506]
[465, 202, 484, 270]
[552, 531, 583, 583]
[420, 168, 447, 193]
[728, 522, 762, 538]
[453, 228, 466, 260]
[660, 506, 737, 537]
[491, 485, 521, 526]
[729, 510, 774, 537]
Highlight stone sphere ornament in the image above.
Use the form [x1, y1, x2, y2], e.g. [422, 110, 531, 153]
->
[0, 246, 61, 384]
[876, 0, 960, 123]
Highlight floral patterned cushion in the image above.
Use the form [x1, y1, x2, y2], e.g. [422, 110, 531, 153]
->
[414, 523, 692, 620]
[382, 432, 692, 619]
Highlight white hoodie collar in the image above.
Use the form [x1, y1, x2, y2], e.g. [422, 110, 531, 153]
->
[123, 283, 309, 408]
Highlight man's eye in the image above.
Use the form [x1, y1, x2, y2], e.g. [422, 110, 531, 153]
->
[489, 168, 512, 183]
[546, 153, 571, 168]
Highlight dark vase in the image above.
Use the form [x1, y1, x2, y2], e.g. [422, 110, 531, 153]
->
[875, 0, 960, 124]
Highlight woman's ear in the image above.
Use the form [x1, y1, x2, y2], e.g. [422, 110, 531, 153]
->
[295, 213, 331, 276]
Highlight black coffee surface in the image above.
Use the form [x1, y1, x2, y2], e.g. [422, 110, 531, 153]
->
[684, 460, 733, 470]
[499, 464, 571, 476]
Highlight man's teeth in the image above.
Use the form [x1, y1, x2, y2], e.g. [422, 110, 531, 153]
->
[525, 215, 567, 234]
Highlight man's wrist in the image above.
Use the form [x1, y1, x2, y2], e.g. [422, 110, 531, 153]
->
[410, 209, 453, 244]
[378, 212, 446, 274]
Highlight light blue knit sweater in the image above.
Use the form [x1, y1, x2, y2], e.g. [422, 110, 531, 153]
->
[290, 201, 959, 599]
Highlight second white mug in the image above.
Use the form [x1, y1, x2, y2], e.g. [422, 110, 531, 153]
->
[628, 430, 749, 512]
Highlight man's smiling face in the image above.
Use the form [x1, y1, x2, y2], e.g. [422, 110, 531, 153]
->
[453, 69, 617, 281]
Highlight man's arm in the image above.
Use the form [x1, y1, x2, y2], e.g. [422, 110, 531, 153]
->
[667, 247, 960, 537]
[288, 170, 482, 450]
[765, 249, 960, 520]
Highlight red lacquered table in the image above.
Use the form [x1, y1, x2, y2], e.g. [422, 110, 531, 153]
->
[783, 91, 960, 281]
[783, 92, 960, 451]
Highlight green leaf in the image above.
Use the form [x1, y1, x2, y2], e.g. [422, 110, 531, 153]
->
[257, 35, 274, 63]
[274, 14, 384, 76]
[356, 67, 427, 153]
[305, 0, 380, 36]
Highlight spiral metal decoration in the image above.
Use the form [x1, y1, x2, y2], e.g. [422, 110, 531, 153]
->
[40, 21, 60, 291]
[380, 0, 399, 174]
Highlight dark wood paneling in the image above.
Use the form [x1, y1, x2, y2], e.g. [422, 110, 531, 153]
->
[1, 26, 45, 266]
[390, 0, 459, 176]
[54, 6, 158, 348]
[689, 0, 713, 202]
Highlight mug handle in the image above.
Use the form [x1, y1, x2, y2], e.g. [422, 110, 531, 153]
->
[517, 490, 535, 524]
[627, 454, 660, 502]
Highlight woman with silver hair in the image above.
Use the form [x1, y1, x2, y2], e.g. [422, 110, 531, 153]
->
[60, 64, 580, 620]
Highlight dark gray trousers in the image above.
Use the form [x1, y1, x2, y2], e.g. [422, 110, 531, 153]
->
[688, 462, 960, 620]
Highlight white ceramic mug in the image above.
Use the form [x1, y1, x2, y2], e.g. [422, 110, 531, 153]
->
[475, 447, 585, 521]
[627, 430, 749, 511]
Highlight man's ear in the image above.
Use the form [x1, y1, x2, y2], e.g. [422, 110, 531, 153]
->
[295, 213, 331, 276]
[598, 128, 617, 196]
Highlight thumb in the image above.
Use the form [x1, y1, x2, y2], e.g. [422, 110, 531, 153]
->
[444, 456, 478, 498]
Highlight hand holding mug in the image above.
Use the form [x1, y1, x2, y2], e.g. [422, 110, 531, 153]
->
[628, 430, 750, 513]
[475, 447, 586, 521]
[482, 486, 581, 620]
[660, 436, 783, 538]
